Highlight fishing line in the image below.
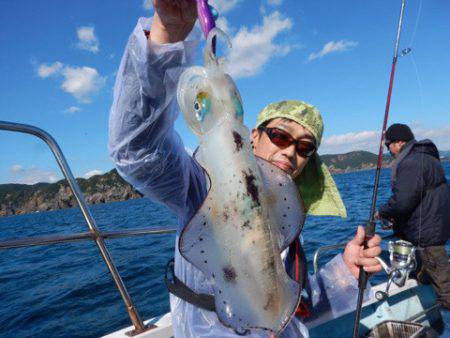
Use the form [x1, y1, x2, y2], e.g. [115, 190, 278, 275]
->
[408, 0, 423, 47]
[409, 54, 425, 120]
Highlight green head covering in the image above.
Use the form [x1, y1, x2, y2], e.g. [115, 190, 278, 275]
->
[256, 100, 347, 218]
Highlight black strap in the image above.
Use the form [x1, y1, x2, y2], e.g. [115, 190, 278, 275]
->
[164, 259, 216, 312]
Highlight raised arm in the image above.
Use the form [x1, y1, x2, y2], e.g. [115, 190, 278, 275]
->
[108, 2, 204, 216]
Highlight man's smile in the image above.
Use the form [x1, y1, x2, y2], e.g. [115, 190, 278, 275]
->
[271, 160, 294, 175]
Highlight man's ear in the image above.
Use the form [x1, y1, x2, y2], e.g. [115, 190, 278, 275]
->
[251, 128, 260, 149]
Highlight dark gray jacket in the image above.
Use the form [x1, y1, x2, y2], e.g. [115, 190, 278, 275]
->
[379, 139, 450, 247]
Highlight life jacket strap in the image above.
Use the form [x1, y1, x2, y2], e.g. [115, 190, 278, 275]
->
[164, 258, 216, 312]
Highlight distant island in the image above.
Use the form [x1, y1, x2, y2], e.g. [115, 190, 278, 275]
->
[0, 170, 142, 217]
[1, 150, 448, 217]
[321, 150, 393, 174]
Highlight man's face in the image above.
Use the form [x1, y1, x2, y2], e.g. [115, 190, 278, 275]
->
[386, 141, 406, 157]
[251, 118, 315, 179]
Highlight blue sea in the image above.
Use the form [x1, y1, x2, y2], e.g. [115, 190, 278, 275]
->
[1, 163, 449, 337]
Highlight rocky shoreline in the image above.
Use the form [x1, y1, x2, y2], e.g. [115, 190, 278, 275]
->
[0, 169, 141, 217]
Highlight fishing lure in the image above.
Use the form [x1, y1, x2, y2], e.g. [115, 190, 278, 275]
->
[177, 28, 304, 335]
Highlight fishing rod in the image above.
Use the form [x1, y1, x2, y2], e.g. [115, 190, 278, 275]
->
[352, 1, 408, 337]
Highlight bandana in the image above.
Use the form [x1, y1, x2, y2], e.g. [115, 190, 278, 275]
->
[256, 100, 347, 217]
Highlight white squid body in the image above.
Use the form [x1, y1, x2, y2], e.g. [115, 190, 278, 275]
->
[177, 29, 305, 335]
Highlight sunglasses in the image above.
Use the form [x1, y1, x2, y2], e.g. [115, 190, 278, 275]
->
[258, 126, 316, 158]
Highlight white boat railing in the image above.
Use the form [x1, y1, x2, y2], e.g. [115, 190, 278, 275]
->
[0, 121, 176, 336]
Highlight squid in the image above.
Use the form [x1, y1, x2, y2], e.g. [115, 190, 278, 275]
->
[177, 28, 305, 335]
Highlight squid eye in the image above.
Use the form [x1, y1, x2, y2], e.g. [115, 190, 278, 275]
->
[194, 91, 211, 122]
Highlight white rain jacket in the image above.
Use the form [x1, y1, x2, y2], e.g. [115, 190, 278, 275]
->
[109, 18, 373, 338]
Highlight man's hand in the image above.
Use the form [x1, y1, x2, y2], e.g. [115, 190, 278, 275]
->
[151, 0, 198, 44]
[343, 226, 382, 279]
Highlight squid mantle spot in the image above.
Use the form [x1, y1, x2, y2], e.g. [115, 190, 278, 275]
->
[222, 265, 237, 282]
[242, 220, 252, 230]
[223, 210, 229, 221]
[263, 293, 275, 311]
[232, 131, 243, 151]
[243, 172, 260, 206]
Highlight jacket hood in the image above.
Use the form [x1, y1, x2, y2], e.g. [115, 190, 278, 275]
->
[411, 139, 440, 160]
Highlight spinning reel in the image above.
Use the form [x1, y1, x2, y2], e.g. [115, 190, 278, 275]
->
[375, 240, 417, 301]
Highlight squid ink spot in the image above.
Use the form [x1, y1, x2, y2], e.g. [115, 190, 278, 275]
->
[223, 265, 237, 282]
[243, 172, 260, 206]
[242, 220, 252, 230]
[223, 301, 227, 305]
[279, 183, 283, 187]
[203, 221, 207, 226]
[265, 260, 275, 272]
[287, 206, 290, 210]
[284, 197, 287, 201]
[212, 273, 215, 278]
[283, 214, 287, 218]
[200, 250, 205, 254]
[219, 290, 222, 294]
[204, 260, 208, 264]
[282, 226, 285, 230]
[199, 237, 203, 241]
[263, 294, 275, 311]
[232, 131, 244, 151]
[223, 211, 229, 221]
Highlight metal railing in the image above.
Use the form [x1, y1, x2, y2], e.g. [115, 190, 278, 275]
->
[0, 121, 176, 335]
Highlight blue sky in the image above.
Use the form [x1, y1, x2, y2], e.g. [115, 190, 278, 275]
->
[0, 0, 449, 184]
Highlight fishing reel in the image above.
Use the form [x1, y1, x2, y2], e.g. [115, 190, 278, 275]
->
[374, 240, 416, 301]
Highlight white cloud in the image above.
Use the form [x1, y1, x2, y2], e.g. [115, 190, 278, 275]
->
[64, 106, 82, 114]
[61, 66, 106, 103]
[321, 130, 379, 154]
[84, 169, 103, 179]
[142, 0, 153, 10]
[37, 61, 63, 78]
[308, 40, 358, 61]
[9, 165, 60, 185]
[267, 0, 283, 5]
[210, 0, 241, 13]
[412, 124, 450, 150]
[320, 124, 450, 154]
[76, 26, 99, 53]
[38, 62, 105, 103]
[11, 164, 23, 173]
[225, 11, 293, 78]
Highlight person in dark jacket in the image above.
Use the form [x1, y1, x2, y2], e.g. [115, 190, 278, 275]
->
[377, 123, 450, 309]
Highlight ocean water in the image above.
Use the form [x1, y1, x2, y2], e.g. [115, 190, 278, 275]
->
[0, 163, 449, 337]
